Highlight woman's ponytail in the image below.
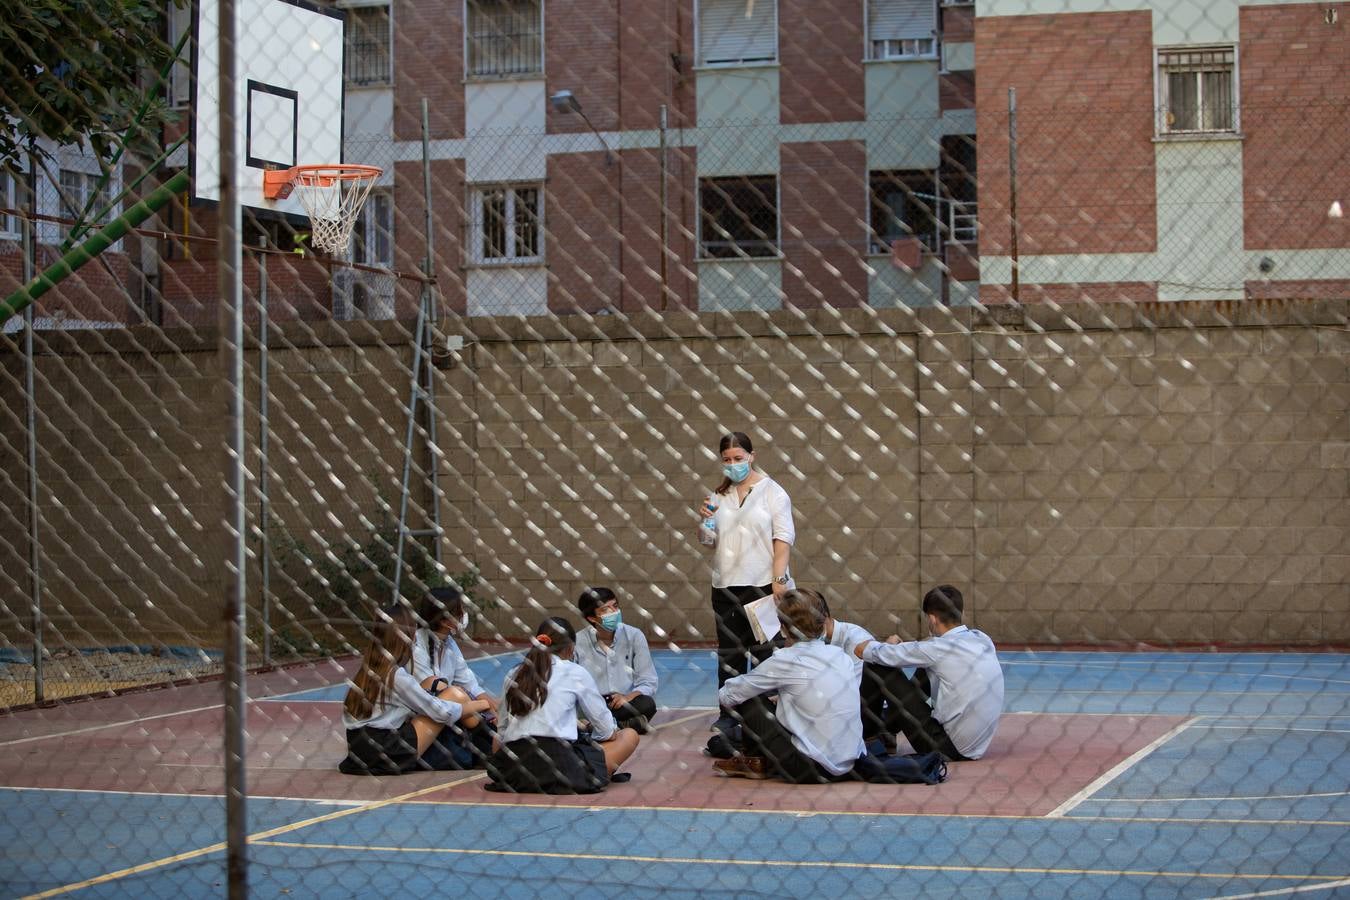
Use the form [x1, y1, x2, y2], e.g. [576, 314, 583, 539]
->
[505, 617, 576, 717]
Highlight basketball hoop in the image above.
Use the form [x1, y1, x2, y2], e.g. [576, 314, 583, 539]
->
[262, 164, 382, 254]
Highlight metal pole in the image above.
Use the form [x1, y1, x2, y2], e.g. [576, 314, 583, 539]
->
[23, 151, 43, 704]
[1008, 86, 1020, 305]
[258, 237, 271, 666]
[659, 104, 669, 311]
[420, 97, 442, 572]
[218, 0, 249, 890]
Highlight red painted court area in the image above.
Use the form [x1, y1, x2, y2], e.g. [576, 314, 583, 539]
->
[0, 667, 1185, 817]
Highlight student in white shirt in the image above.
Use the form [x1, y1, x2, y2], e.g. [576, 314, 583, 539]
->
[410, 585, 499, 766]
[694, 431, 796, 747]
[816, 591, 897, 749]
[715, 589, 866, 782]
[853, 585, 1005, 761]
[486, 617, 641, 794]
[339, 604, 495, 776]
[572, 587, 659, 734]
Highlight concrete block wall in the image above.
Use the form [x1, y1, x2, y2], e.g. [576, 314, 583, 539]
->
[1, 298, 1345, 651]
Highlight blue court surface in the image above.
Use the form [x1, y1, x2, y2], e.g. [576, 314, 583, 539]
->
[1, 649, 1346, 898]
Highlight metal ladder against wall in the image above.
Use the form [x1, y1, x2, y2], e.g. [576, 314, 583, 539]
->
[391, 279, 443, 603]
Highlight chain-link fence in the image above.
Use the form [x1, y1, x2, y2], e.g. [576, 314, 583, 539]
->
[1, 0, 1348, 895]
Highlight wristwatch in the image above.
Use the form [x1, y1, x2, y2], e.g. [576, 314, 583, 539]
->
[774, 573, 790, 585]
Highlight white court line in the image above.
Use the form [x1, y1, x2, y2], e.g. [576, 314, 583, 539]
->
[0, 704, 224, 748]
[1198, 726, 1350, 735]
[1085, 790, 1350, 804]
[1002, 661, 1350, 688]
[1045, 718, 1197, 819]
[1204, 877, 1350, 898]
[0, 784, 362, 806]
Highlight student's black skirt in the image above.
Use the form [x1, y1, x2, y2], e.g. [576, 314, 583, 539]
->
[485, 736, 609, 794]
[339, 722, 420, 776]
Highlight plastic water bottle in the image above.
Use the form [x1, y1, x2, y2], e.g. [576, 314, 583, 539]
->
[699, 496, 718, 547]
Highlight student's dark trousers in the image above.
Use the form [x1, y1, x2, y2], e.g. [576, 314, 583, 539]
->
[863, 665, 968, 761]
[733, 696, 839, 784]
[711, 585, 776, 688]
[606, 693, 657, 730]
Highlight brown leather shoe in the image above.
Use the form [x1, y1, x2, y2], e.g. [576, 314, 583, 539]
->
[713, 756, 769, 779]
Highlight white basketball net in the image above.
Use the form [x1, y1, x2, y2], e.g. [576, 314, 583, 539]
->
[291, 166, 380, 254]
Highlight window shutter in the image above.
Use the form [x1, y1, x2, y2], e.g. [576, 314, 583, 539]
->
[869, 0, 936, 42]
[700, 0, 777, 65]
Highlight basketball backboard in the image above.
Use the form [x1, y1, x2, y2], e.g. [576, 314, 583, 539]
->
[192, 0, 345, 216]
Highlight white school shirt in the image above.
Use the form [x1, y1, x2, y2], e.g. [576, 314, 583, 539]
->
[573, 624, 659, 697]
[342, 666, 464, 731]
[497, 658, 617, 744]
[861, 625, 1005, 760]
[711, 475, 796, 589]
[410, 627, 485, 698]
[718, 640, 866, 776]
[827, 619, 876, 676]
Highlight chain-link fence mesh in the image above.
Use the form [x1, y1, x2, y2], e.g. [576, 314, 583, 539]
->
[1, 0, 1348, 895]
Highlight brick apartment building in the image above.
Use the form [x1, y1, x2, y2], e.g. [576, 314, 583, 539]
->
[974, 0, 1350, 304]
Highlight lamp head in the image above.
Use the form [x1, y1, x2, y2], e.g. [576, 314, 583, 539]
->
[550, 90, 580, 114]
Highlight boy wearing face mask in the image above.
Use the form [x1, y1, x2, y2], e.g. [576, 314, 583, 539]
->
[573, 587, 659, 734]
[410, 585, 500, 766]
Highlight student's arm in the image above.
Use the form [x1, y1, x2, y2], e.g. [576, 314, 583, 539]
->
[409, 631, 435, 682]
[574, 667, 618, 741]
[628, 629, 659, 697]
[718, 655, 791, 709]
[858, 637, 944, 670]
[392, 667, 464, 725]
[448, 639, 486, 698]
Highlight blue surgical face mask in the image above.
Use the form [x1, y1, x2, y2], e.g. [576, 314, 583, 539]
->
[600, 611, 622, 631]
[723, 460, 752, 483]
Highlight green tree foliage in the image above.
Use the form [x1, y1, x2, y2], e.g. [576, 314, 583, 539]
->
[0, 0, 185, 172]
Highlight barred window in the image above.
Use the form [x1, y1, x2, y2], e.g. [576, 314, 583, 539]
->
[344, 5, 392, 87]
[466, 0, 542, 78]
[869, 0, 937, 60]
[58, 170, 114, 242]
[471, 184, 542, 264]
[870, 170, 939, 253]
[1158, 46, 1237, 135]
[699, 175, 779, 259]
[165, 0, 192, 107]
[0, 170, 20, 239]
[353, 190, 393, 265]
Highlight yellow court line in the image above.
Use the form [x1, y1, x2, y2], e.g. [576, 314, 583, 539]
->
[403, 797, 1350, 828]
[250, 839, 1349, 884]
[23, 709, 712, 899]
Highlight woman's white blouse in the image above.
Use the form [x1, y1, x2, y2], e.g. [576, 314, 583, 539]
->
[711, 475, 795, 589]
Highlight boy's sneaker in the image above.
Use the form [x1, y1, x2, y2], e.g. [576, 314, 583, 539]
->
[713, 756, 768, 779]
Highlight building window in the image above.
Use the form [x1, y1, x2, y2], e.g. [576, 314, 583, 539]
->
[353, 189, 393, 265]
[470, 184, 542, 264]
[165, 0, 192, 107]
[868, 0, 937, 60]
[58, 170, 115, 242]
[697, 0, 777, 67]
[466, 0, 542, 78]
[870, 171, 938, 253]
[0, 170, 21, 239]
[344, 5, 392, 86]
[699, 175, 778, 259]
[1157, 46, 1237, 135]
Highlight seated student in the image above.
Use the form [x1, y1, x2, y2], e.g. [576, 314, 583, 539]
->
[816, 591, 896, 751]
[486, 617, 641, 794]
[714, 589, 866, 782]
[572, 587, 659, 734]
[339, 604, 495, 776]
[411, 585, 499, 765]
[853, 584, 1005, 761]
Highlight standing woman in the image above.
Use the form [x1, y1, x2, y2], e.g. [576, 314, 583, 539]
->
[695, 431, 796, 739]
[339, 604, 494, 776]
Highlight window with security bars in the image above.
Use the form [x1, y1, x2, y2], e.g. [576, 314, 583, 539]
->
[698, 0, 777, 66]
[869, 0, 937, 60]
[1157, 46, 1237, 135]
[344, 4, 392, 86]
[164, 0, 191, 107]
[466, 0, 542, 78]
[470, 184, 542, 264]
[870, 170, 939, 253]
[699, 175, 779, 259]
[352, 190, 393, 265]
[58, 169, 114, 242]
[0, 170, 20, 239]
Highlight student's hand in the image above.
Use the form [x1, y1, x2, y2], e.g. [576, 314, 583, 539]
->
[885, 635, 902, 645]
[853, 640, 871, 659]
[478, 693, 499, 716]
[468, 698, 494, 716]
[609, 691, 639, 710]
